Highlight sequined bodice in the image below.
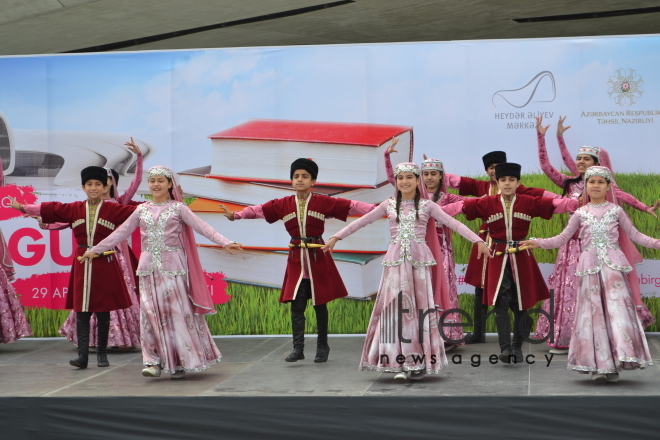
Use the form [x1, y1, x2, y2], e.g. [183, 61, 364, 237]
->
[136, 201, 185, 277]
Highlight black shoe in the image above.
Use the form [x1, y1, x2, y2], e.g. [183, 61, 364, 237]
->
[465, 332, 484, 344]
[314, 344, 330, 363]
[285, 348, 305, 362]
[499, 348, 514, 364]
[70, 312, 90, 369]
[512, 347, 523, 364]
[96, 312, 110, 368]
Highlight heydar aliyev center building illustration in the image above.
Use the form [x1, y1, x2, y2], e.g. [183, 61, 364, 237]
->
[0, 111, 152, 190]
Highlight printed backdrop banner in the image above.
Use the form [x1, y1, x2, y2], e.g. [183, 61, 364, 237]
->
[1, 34, 659, 310]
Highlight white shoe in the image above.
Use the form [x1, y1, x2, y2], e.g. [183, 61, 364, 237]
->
[444, 344, 458, 352]
[409, 370, 426, 381]
[393, 372, 409, 380]
[171, 371, 186, 380]
[606, 373, 619, 383]
[142, 366, 161, 377]
[549, 348, 569, 355]
[591, 373, 607, 382]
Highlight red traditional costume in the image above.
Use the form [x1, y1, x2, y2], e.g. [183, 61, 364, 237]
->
[24, 200, 137, 312]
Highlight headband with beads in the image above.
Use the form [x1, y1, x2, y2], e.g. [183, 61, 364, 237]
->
[584, 165, 612, 182]
[577, 146, 600, 159]
[394, 162, 420, 176]
[421, 158, 444, 173]
[148, 166, 173, 179]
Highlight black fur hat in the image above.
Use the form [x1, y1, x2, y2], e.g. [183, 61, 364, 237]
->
[495, 162, 521, 180]
[290, 158, 318, 180]
[81, 166, 108, 186]
[482, 151, 507, 170]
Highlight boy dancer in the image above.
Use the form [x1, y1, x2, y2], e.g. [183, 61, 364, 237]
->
[11, 166, 137, 368]
[444, 151, 559, 344]
[443, 163, 577, 363]
[220, 158, 375, 363]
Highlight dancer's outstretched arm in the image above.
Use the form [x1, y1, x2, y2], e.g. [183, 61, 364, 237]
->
[321, 201, 388, 252]
[116, 138, 143, 205]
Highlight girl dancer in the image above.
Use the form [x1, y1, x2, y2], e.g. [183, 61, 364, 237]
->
[58, 139, 143, 349]
[521, 166, 660, 382]
[0, 162, 32, 344]
[534, 116, 659, 354]
[384, 140, 466, 347]
[81, 166, 241, 379]
[322, 162, 489, 380]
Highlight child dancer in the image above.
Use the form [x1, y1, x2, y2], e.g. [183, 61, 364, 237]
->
[442, 163, 578, 363]
[534, 116, 659, 354]
[81, 166, 241, 379]
[58, 139, 143, 349]
[219, 158, 376, 363]
[0, 162, 32, 344]
[11, 166, 137, 368]
[384, 140, 466, 346]
[521, 166, 659, 382]
[323, 162, 489, 380]
[442, 151, 559, 344]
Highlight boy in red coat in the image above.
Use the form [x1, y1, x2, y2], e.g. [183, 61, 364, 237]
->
[443, 163, 577, 363]
[12, 166, 137, 369]
[220, 158, 375, 363]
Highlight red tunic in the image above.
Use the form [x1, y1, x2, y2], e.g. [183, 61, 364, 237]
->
[262, 194, 352, 306]
[458, 177, 546, 288]
[39, 200, 137, 312]
[463, 194, 555, 310]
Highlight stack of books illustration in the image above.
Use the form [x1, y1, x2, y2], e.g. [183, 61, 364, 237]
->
[179, 119, 413, 299]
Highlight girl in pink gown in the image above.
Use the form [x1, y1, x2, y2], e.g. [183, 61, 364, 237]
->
[323, 162, 488, 380]
[0, 163, 32, 344]
[83, 166, 241, 378]
[534, 116, 659, 354]
[58, 140, 143, 348]
[383, 142, 467, 346]
[522, 166, 660, 382]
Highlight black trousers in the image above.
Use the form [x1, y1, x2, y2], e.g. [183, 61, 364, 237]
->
[493, 262, 532, 351]
[290, 279, 328, 349]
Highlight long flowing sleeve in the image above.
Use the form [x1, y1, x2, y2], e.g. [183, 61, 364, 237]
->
[538, 132, 570, 188]
[383, 150, 395, 186]
[234, 204, 265, 220]
[440, 200, 465, 218]
[618, 209, 660, 249]
[444, 173, 461, 190]
[116, 152, 143, 205]
[332, 201, 388, 240]
[348, 200, 377, 215]
[535, 212, 582, 250]
[90, 210, 141, 254]
[179, 205, 231, 247]
[428, 203, 481, 243]
[558, 135, 579, 176]
[552, 198, 579, 213]
[613, 184, 650, 212]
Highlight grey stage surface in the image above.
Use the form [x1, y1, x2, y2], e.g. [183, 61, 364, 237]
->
[3, 335, 660, 398]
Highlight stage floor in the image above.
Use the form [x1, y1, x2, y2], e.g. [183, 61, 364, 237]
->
[3, 335, 660, 397]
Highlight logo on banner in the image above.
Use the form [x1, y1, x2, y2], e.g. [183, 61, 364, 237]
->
[492, 71, 556, 108]
[607, 68, 644, 106]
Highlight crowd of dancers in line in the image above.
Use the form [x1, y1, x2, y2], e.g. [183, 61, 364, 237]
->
[0, 117, 659, 383]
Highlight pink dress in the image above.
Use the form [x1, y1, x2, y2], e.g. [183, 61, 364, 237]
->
[58, 155, 143, 348]
[534, 133, 655, 349]
[91, 200, 229, 374]
[333, 198, 482, 374]
[0, 166, 32, 343]
[535, 202, 659, 373]
[383, 151, 466, 342]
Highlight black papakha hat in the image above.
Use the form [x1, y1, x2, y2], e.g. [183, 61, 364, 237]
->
[81, 166, 108, 186]
[290, 158, 318, 180]
[482, 151, 507, 170]
[495, 162, 521, 180]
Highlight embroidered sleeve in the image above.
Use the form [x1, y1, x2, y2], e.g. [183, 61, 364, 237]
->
[332, 200, 389, 240]
[383, 149, 395, 186]
[348, 200, 377, 215]
[535, 210, 581, 250]
[618, 208, 660, 249]
[558, 134, 579, 176]
[179, 205, 232, 247]
[538, 131, 571, 188]
[234, 204, 265, 220]
[90, 209, 141, 255]
[429, 202, 481, 243]
[613, 183, 649, 212]
[116, 152, 143, 205]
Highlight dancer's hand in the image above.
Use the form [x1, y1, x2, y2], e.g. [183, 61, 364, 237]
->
[321, 237, 339, 253]
[556, 115, 571, 136]
[535, 116, 550, 135]
[8, 197, 23, 211]
[124, 137, 142, 155]
[218, 204, 235, 221]
[647, 199, 660, 218]
[223, 242, 243, 254]
[519, 240, 540, 249]
[78, 251, 97, 263]
[386, 137, 399, 155]
[476, 241, 491, 259]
